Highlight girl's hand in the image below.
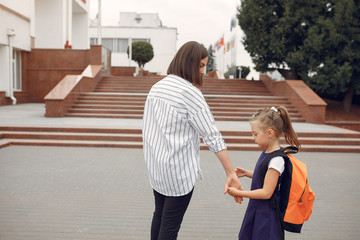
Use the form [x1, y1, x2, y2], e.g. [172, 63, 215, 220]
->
[235, 168, 248, 178]
[227, 186, 241, 197]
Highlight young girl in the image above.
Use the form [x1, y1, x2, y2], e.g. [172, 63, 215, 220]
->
[227, 106, 300, 240]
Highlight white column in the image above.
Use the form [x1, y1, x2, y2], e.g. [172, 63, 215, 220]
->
[65, 0, 72, 45]
[7, 29, 16, 105]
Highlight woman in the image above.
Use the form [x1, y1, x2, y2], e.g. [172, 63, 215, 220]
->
[142, 41, 242, 240]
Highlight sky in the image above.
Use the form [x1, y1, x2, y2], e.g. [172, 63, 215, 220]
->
[89, 0, 241, 49]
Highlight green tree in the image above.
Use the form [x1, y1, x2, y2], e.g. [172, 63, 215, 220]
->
[237, 0, 287, 71]
[224, 65, 237, 79]
[238, 0, 360, 111]
[224, 65, 250, 79]
[206, 45, 216, 73]
[127, 41, 154, 68]
[239, 66, 250, 78]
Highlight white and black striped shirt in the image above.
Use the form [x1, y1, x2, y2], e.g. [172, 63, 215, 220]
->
[142, 74, 227, 196]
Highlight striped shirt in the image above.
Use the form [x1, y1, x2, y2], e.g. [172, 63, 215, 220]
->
[142, 74, 227, 196]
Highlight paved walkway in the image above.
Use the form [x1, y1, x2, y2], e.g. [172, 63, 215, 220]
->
[0, 103, 360, 239]
[0, 103, 358, 134]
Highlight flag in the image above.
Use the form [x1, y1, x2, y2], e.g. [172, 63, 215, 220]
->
[230, 16, 237, 32]
[220, 35, 224, 47]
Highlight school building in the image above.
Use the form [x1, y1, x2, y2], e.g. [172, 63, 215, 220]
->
[0, 0, 90, 105]
[89, 12, 177, 76]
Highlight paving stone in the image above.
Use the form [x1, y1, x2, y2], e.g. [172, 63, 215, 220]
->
[0, 146, 359, 239]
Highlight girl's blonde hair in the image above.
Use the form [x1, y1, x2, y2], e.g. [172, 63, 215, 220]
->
[250, 106, 300, 149]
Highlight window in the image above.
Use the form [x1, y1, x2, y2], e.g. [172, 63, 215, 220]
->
[90, 38, 98, 45]
[12, 50, 22, 91]
[89, 38, 151, 53]
[116, 39, 128, 53]
[102, 38, 113, 51]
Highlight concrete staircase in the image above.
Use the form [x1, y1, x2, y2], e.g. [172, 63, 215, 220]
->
[65, 76, 305, 122]
[1, 76, 359, 152]
[64, 93, 305, 122]
[1, 126, 360, 152]
[91, 76, 274, 95]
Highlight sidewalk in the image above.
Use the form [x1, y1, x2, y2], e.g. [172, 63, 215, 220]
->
[0, 103, 360, 239]
[0, 146, 359, 239]
[0, 103, 358, 134]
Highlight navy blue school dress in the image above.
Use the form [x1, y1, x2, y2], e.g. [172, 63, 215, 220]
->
[238, 151, 284, 240]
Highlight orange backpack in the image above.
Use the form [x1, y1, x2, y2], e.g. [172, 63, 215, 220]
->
[260, 146, 315, 235]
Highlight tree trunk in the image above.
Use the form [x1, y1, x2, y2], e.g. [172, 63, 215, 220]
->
[342, 84, 354, 112]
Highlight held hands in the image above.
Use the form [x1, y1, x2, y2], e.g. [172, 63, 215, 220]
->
[227, 186, 241, 197]
[225, 167, 252, 201]
[224, 173, 244, 204]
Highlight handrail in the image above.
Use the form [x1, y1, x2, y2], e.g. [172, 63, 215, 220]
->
[260, 74, 327, 123]
[44, 65, 102, 117]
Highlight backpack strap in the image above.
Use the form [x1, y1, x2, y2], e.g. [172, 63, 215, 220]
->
[259, 146, 299, 184]
[259, 148, 288, 186]
[283, 145, 298, 154]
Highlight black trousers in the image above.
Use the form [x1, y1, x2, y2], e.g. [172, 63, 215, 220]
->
[151, 189, 194, 240]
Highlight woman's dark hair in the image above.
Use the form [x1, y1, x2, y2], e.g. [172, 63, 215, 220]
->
[167, 41, 208, 87]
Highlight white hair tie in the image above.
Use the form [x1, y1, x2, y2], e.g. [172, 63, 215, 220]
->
[271, 107, 278, 112]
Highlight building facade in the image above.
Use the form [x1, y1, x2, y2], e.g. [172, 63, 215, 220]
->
[89, 12, 177, 76]
[0, 0, 89, 104]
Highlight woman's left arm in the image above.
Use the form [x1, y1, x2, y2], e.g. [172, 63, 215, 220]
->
[227, 168, 280, 199]
[215, 150, 243, 190]
[215, 150, 244, 204]
[186, 93, 243, 201]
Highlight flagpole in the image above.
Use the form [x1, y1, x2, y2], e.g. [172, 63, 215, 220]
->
[97, 0, 102, 45]
[129, 36, 132, 66]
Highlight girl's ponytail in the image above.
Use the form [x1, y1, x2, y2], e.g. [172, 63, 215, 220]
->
[277, 106, 301, 149]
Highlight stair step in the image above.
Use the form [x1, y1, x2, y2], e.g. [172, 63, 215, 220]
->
[74, 100, 145, 106]
[70, 105, 296, 113]
[210, 107, 298, 112]
[214, 116, 306, 122]
[211, 110, 302, 117]
[68, 108, 144, 114]
[0, 126, 142, 134]
[74, 100, 294, 107]
[1, 131, 143, 141]
[223, 135, 360, 145]
[222, 143, 360, 152]
[71, 104, 145, 110]
[2, 138, 359, 153]
[2, 127, 359, 152]
[3, 127, 359, 139]
[220, 130, 360, 138]
[298, 137, 360, 145]
[0, 139, 11, 148]
[2, 138, 142, 148]
[77, 96, 146, 101]
[206, 99, 290, 104]
[66, 108, 302, 118]
[65, 113, 143, 118]
[64, 113, 306, 122]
